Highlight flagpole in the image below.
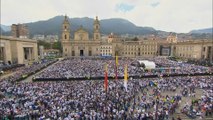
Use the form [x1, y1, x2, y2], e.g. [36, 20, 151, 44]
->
[115, 65, 118, 80]
[115, 52, 118, 80]
[104, 63, 108, 92]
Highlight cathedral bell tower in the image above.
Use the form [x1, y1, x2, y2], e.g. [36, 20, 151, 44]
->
[93, 16, 100, 41]
[62, 15, 70, 41]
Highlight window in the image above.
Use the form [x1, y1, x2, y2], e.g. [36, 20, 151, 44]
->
[72, 51, 75, 56]
[64, 34, 67, 39]
[89, 51, 92, 56]
[138, 52, 140, 56]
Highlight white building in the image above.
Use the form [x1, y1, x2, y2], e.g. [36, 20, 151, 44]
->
[100, 44, 112, 56]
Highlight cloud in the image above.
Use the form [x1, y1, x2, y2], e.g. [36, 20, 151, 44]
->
[115, 3, 135, 12]
[1, 0, 212, 33]
[151, 2, 160, 7]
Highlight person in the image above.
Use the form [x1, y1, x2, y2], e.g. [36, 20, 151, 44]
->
[177, 116, 182, 120]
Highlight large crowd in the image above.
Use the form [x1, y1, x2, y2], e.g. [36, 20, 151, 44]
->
[0, 76, 212, 119]
[0, 58, 212, 120]
[0, 60, 56, 82]
[35, 58, 212, 79]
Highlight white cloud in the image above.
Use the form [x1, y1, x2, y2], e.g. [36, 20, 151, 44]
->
[1, 0, 212, 33]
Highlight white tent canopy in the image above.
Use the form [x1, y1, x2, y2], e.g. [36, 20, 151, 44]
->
[138, 60, 156, 69]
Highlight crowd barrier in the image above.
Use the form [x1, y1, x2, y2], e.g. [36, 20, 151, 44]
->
[33, 72, 213, 82]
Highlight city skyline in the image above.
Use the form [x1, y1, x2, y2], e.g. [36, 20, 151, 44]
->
[1, 0, 212, 33]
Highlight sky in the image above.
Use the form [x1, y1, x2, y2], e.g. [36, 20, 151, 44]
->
[1, 0, 212, 33]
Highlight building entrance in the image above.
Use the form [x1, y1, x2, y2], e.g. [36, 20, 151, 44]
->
[80, 50, 84, 56]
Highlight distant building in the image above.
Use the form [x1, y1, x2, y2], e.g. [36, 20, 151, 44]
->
[100, 44, 112, 56]
[33, 34, 59, 42]
[0, 36, 38, 64]
[33, 34, 45, 40]
[11, 24, 29, 38]
[46, 35, 59, 42]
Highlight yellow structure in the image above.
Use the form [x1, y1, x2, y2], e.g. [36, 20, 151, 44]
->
[61, 16, 213, 61]
[0, 36, 38, 64]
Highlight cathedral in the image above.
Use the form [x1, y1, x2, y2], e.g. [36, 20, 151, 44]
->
[61, 15, 102, 57]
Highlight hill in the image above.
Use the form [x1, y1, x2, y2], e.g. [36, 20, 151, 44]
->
[190, 28, 212, 34]
[1, 16, 157, 37]
[0, 24, 11, 32]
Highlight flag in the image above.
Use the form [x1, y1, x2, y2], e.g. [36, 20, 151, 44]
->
[116, 54, 119, 66]
[104, 64, 108, 92]
[124, 64, 128, 91]
[150, 81, 158, 87]
[153, 82, 158, 87]
[115, 53, 118, 80]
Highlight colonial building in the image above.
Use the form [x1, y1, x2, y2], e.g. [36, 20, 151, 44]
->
[61, 16, 100, 57]
[173, 40, 213, 60]
[0, 36, 38, 64]
[61, 16, 213, 62]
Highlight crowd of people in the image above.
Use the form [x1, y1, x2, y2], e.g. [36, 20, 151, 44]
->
[0, 76, 212, 119]
[0, 57, 212, 120]
[0, 60, 57, 82]
[35, 58, 212, 79]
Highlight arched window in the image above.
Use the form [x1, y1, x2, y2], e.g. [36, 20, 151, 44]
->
[64, 34, 67, 39]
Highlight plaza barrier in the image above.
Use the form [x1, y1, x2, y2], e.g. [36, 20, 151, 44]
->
[33, 72, 213, 82]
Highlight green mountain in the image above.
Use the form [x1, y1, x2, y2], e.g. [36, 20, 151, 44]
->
[1, 16, 157, 37]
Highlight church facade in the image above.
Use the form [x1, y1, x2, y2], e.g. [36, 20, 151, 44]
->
[61, 16, 101, 57]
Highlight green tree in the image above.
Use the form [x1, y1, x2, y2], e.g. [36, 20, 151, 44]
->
[132, 37, 139, 41]
[52, 41, 62, 52]
[38, 40, 51, 49]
